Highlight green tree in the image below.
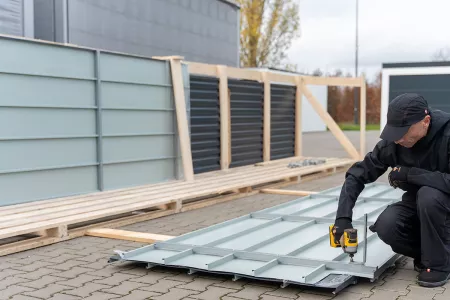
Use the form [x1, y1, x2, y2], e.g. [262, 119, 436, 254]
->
[237, 0, 300, 70]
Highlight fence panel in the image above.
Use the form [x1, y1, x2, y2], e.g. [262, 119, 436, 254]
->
[0, 36, 185, 206]
[270, 84, 296, 160]
[189, 75, 221, 174]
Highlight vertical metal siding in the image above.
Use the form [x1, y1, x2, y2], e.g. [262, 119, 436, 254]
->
[389, 74, 450, 112]
[189, 75, 221, 174]
[0, 0, 23, 36]
[0, 36, 185, 206]
[229, 79, 264, 167]
[270, 84, 295, 160]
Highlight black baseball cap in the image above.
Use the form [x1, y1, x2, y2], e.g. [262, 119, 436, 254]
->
[380, 93, 430, 141]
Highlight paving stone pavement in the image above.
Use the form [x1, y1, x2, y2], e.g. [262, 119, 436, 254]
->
[0, 131, 444, 299]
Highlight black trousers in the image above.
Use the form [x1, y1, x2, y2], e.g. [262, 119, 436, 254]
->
[370, 186, 450, 272]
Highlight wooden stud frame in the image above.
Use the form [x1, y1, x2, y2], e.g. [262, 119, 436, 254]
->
[186, 61, 367, 165]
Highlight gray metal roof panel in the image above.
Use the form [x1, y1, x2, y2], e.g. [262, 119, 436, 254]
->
[110, 183, 404, 293]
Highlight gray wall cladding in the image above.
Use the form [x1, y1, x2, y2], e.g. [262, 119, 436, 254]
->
[0, 0, 23, 36]
[34, 0, 239, 66]
[0, 36, 187, 206]
[389, 74, 450, 112]
[190, 75, 221, 174]
[271, 84, 295, 160]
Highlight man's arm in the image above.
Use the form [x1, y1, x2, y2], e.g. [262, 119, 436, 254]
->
[407, 168, 450, 194]
[335, 140, 393, 220]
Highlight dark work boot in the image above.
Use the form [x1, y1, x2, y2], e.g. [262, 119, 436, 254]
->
[414, 259, 425, 272]
[417, 268, 450, 287]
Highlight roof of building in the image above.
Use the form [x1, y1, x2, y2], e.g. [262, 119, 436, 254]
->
[383, 61, 450, 68]
[219, 0, 240, 9]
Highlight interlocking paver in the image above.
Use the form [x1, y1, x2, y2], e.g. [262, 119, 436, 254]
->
[79, 292, 120, 300]
[176, 277, 224, 291]
[164, 273, 198, 283]
[189, 286, 237, 299]
[332, 291, 368, 299]
[150, 287, 200, 300]
[386, 269, 419, 281]
[115, 289, 162, 300]
[212, 279, 248, 290]
[78, 259, 110, 270]
[23, 283, 72, 299]
[0, 284, 35, 299]
[86, 264, 135, 277]
[259, 295, 297, 300]
[57, 274, 103, 287]
[17, 268, 58, 280]
[63, 282, 112, 298]
[38, 248, 81, 257]
[226, 284, 277, 299]
[47, 293, 81, 300]
[0, 268, 25, 280]
[12, 261, 55, 272]
[55, 266, 93, 278]
[93, 273, 138, 286]
[296, 292, 333, 299]
[0, 261, 21, 270]
[9, 255, 50, 265]
[375, 278, 412, 295]
[47, 259, 91, 271]
[343, 279, 383, 296]
[18, 275, 66, 289]
[365, 288, 405, 300]
[76, 252, 110, 263]
[0, 275, 31, 289]
[139, 279, 183, 293]
[397, 284, 445, 300]
[10, 295, 41, 300]
[101, 280, 150, 296]
[264, 286, 302, 298]
[42, 253, 83, 264]
[129, 272, 172, 284]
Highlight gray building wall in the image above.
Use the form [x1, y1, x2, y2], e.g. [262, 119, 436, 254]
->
[0, 0, 34, 37]
[33, 0, 240, 66]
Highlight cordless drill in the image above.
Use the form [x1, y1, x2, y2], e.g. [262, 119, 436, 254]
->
[329, 225, 358, 262]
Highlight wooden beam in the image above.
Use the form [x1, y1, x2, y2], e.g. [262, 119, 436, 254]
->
[153, 55, 184, 61]
[302, 76, 362, 87]
[169, 58, 194, 181]
[360, 75, 367, 159]
[187, 61, 217, 77]
[218, 65, 231, 169]
[262, 72, 271, 161]
[85, 228, 174, 243]
[301, 83, 360, 160]
[227, 67, 262, 81]
[295, 77, 303, 156]
[260, 189, 318, 196]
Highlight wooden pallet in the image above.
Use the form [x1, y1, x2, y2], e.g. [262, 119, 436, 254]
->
[0, 156, 354, 256]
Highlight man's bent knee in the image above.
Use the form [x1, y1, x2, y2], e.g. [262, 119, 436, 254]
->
[417, 186, 446, 211]
[372, 206, 397, 245]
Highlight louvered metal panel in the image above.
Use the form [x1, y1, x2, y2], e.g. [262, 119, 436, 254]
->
[190, 75, 221, 174]
[271, 84, 296, 160]
[110, 183, 404, 293]
[229, 79, 264, 168]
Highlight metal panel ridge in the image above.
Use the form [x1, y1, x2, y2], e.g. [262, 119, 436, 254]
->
[109, 183, 405, 293]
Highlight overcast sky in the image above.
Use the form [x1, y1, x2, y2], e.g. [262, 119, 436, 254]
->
[287, 0, 450, 82]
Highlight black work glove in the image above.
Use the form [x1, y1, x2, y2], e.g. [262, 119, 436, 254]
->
[333, 217, 353, 245]
[388, 166, 410, 189]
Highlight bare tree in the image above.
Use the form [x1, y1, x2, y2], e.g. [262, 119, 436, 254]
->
[431, 47, 450, 61]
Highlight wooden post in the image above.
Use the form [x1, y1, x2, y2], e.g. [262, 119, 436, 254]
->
[168, 58, 194, 181]
[301, 83, 360, 160]
[217, 65, 231, 169]
[295, 76, 303, 157]
[360, 75, 366, 159]
[262, 72, 271, 161]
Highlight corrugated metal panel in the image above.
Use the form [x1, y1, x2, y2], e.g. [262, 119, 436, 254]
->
[389, 74, 450, 112]
[190, 75, 221, 174]
[271, 84, 295, 160]
[229, 79, 264, 167]
[0, 36, 185, 206]
[0, 0, 23, 36]
[110, 183, 404, 293]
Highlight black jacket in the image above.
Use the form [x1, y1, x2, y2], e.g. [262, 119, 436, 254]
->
[336, 109, 450, 221]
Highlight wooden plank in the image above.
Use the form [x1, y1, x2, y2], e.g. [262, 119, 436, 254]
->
[227, 66, 262, 81]
[301, 84, 360, 160]
[302, 76, 362, 87]
[85, 228, 174, 243]
[260, 189, 318, 196]
[186, 61, 217, 77]
[262, 72, 271, 162]
[152, 55, 184, 60]
[268, 72, 296, 85]
[0, 159, 354, 239]
[360, 75, 367, 159]
[295, 77, 303, 156]
[169, 58, 194, 181]
[218, 65, 231, 169]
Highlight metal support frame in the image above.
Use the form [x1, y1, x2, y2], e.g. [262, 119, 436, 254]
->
[94, 50, 104, 191]
[110, 183, 405, 293]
